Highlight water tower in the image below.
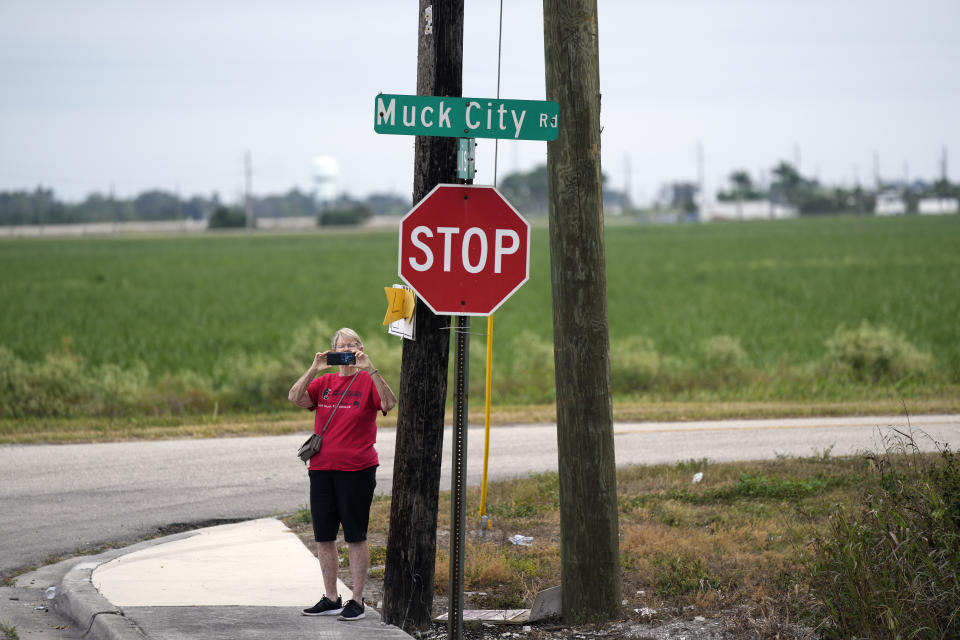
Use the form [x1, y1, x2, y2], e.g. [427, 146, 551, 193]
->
[312, 156, 339, 208]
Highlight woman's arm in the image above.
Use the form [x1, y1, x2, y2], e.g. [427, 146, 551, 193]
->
[288, 352, 327, 409]
[354, 349, 397, 413]
[365, 368, 397, 413]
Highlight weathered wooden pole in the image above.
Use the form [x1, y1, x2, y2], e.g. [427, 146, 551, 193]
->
[543, 0, 621, 623]
[382, 0, 464, 632]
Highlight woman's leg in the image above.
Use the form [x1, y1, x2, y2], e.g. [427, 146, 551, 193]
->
[346, 539, 368, 603]
[316, 540, 341, 598]
[310, 470, 343, 599]
[334, 466, 377, 603]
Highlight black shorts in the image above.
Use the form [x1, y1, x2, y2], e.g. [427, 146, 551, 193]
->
[309, 466, 377, 543]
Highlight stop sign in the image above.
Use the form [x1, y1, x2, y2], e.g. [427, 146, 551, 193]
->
[398, 184, 530, 316]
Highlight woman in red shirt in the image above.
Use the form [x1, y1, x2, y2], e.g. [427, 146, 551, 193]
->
[288, 328, 397, 621]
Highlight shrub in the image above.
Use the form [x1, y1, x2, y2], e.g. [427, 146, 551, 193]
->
[318, 204, 373, 226]
[702, 334, 750, 373]
[207, 206, 246, 228]
[821, 321, 935, 383]
[503, 330, 555, 403]
[610, 335, 662, 393]
[141, 370, 216, 415]
[0, 346, 152, 418]
[88, 362, 149, 417]
[807, 432, 960, 638]
[0, 347, 31, 418]
[284, 319, 335, 368]
[0, 346, 91, 417]
[213, 351, 296, 411]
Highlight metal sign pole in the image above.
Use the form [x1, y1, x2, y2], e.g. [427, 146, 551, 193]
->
[448, 314, 469, 640]
[448, 140, 476, 640]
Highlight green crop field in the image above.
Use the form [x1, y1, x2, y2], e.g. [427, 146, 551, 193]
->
[1, 215, 958, 419]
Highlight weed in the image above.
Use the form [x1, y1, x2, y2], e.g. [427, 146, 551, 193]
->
[675, 458, 709, 471]
[289, 505, 311, 526]
[489, 500, 538, 519]
[487, 472, 559, 519]
[810, 444, 834, 461]
[505, 554, 537, 576]
[670, 472, 841, 504]
[473, 583, 526, 610]
[0, 620, 20, 640]
[807, 433, 960, 638]
[654, 555, 720, 597]
[369, 544, 387, 566]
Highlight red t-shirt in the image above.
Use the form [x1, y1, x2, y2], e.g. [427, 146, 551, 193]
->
[306, 371, 382, 471]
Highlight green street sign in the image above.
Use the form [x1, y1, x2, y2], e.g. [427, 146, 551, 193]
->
[374, 93, 559, 141]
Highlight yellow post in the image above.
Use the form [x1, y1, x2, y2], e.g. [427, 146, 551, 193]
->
[479, 314, 494, 529]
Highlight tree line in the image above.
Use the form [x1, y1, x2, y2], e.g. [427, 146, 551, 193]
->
[3, 162, 956, 226]
[0, 188, 410, 227]
[697, 161, 958, 215]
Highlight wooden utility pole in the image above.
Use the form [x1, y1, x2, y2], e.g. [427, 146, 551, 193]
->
[382, 1, 464, 632]
[543, 0, 621, 623]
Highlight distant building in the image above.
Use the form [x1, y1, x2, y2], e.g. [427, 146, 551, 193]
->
[918, 197, 959, 215]
[875, 189, 907, 216]
[701, 200, 796, 222]
[655, 182, 700, 213]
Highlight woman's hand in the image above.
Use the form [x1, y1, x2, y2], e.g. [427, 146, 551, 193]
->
[354, 349, 374, 371]
[312, 351, 332, 371]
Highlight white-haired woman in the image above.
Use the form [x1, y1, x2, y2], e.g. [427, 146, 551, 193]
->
[288, 327, 397, 621]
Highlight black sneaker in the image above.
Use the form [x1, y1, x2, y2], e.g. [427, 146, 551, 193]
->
[302, 595, 342, 616]
[337, 599, 365, 621]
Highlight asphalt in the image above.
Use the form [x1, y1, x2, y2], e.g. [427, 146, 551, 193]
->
[7, 518, 412, 640]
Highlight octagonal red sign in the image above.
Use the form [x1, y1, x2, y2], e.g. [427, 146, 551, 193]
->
[398, 184, 530, 316]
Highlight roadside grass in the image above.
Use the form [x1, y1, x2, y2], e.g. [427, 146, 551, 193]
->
[437, 453, 867, 616]
[287, 440, 956, 632]
[4, 397, 959, 444]
[807, 433, 960, 638]
[286, 429, 960, 636]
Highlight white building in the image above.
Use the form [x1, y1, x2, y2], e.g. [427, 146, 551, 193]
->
[701, 200, 797, 222]
[875, 190, 907, 216]
[918, 197, 959, 215]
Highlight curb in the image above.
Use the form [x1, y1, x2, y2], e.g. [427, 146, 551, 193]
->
[58, 559, 148, 640]
[53, 529, 201, 640]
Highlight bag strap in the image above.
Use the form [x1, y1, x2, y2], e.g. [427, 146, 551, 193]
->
[317, 372, 360, 437]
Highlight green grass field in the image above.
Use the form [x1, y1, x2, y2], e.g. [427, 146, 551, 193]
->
[1, 215, 958, 419]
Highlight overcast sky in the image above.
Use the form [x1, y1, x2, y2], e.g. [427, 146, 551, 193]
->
[1, 0, 957, 206]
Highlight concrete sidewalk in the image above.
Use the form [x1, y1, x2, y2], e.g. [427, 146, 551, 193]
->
[47, 518, 412, 640]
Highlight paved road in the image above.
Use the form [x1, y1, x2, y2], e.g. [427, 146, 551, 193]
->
[2, 414, 957, 578]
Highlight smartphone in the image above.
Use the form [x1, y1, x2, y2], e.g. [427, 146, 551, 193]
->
[326, 351, 357, 366]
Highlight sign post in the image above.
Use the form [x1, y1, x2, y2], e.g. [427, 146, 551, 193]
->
[457, 138, 476, 180]
[380, 92, 539, 640]
[397, 183, 530, 638]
